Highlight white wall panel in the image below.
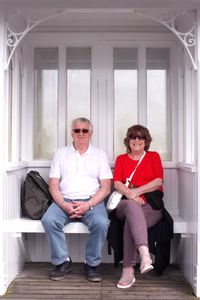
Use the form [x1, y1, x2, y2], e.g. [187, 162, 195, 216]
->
[2, 169, 27, 295]
[163, 168, 179, 215]
[177, 168, 197, 295]
[26, 233, 113, 263]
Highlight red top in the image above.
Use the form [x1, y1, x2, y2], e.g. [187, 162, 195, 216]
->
[113, 151, 163, 190]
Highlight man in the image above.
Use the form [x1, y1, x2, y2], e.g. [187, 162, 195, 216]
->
[42, 117, 112, 282]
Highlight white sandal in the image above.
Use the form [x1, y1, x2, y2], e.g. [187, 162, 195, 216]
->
[138, 245, 154, 274]
[117, 277, 135, 289]
[140, 257, 154, 274]
[117, 267, 135, 289]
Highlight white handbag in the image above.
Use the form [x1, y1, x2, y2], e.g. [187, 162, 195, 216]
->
[106, 180, 129, 212]
[106, 152, 146, 212]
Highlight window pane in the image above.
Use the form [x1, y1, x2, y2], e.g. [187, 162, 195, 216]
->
[146, 48, 171, 160]
[66, 48, 91, 143]
[114, 48, 138, 158]
[34, 48, 58, 159]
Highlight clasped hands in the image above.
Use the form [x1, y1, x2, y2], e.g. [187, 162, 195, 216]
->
[125, 189, 145, 206]
[63, 201, 90, 219]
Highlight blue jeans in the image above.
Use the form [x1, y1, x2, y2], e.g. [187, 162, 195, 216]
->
[42, 199, 109, 266]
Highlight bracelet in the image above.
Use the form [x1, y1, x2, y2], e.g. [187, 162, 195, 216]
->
[88, 200, 94, 210]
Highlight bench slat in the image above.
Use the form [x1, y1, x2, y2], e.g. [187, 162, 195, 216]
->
[1, 219, 89, 233]
[0, 215, 186, 234]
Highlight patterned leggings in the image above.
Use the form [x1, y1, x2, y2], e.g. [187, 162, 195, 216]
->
[116, 200, 162, 267]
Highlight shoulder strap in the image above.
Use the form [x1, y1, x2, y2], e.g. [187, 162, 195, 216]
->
[27, 171, 50, 195]
[126, 151, 146, 186]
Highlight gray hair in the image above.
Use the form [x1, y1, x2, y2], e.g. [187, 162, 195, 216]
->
[71, 117, 93, 132]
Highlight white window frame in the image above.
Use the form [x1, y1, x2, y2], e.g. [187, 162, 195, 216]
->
[22, 32, 181, 166]
[7, 48, 23, 164]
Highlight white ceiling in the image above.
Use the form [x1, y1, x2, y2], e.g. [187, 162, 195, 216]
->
[1, 0, 200, 9]
[4, 1, 197, 33]
[7, 10, 173, 33]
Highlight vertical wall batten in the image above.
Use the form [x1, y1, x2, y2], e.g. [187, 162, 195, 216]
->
[195, 8, 200, 297]
[0, 10, 7, 295]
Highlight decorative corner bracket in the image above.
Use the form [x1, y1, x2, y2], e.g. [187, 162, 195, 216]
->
[4, 9, 198, 70]
[5, 10, 67, 70]
[136, 9, 197, 70]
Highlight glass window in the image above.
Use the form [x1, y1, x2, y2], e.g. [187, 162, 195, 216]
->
[32, 42, 173, 162]
[114, 48, 138, 158]
[66, 47, 91, 143]
[34, 48, 58, 159]
[146, 48, 171, 160]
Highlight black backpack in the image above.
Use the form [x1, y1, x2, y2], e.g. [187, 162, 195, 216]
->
[22, 171, 52, 220]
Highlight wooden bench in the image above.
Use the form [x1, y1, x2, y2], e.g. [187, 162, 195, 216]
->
[0, 214, 187, 236]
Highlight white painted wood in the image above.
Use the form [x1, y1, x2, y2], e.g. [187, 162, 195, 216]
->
[1, 169, 27, 296]
[163, 168, 179, 215]
[58, 46, 67, 149]
[171, 45, 180, 162]
[0, 11, 7, 297]
[0, 219, 89, 234]
[1, 0, 200, 10]
[176, 167, 197, 296]
[0, 214, 186, 234]
[195, 9, 200, 298]
[11, 49, 22, 162]
[138, 45, 147, 125]
[21, 41, 34, 161]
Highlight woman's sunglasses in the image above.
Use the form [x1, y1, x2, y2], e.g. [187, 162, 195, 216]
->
[129, 134, 145, 140]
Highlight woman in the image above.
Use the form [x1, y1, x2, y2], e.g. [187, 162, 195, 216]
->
[113, 124, 163, 289]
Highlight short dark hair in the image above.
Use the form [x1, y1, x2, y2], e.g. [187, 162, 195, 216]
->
[124, 124, 152, 152]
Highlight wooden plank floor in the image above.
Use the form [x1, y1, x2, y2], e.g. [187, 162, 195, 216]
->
[0, 263, 198, 300]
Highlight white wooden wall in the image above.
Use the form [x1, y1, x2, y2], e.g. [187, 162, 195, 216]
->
[177, 167, 197, 294]
[1, 168, 27, 295]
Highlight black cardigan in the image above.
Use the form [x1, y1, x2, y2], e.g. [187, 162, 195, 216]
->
[107, 191, 174, 275]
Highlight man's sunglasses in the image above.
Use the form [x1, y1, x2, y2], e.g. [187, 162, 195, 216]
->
[73, 128, 90, 134]
[129, 134, 145, 140]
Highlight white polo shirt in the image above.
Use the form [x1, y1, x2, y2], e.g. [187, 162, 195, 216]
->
[49, 144, 113, 199]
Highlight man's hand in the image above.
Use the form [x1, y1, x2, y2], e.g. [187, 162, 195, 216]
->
[68, 201, 90, 219]
[61, 201, 76, 215]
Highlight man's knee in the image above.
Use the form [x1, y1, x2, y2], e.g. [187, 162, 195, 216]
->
[89, 217, 109, 234]
[42, 212, 60, 231]
[41, 212, 52, 229]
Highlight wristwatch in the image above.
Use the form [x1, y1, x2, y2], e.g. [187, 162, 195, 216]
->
[88, 200, 94, 210]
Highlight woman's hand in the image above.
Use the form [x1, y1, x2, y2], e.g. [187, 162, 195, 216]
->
[133, 196, 145, 206]
[125, 189, 145, 206]
[125, 188, 138, 200]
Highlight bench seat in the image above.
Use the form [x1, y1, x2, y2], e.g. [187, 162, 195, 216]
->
[0, 214, 187, 234]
